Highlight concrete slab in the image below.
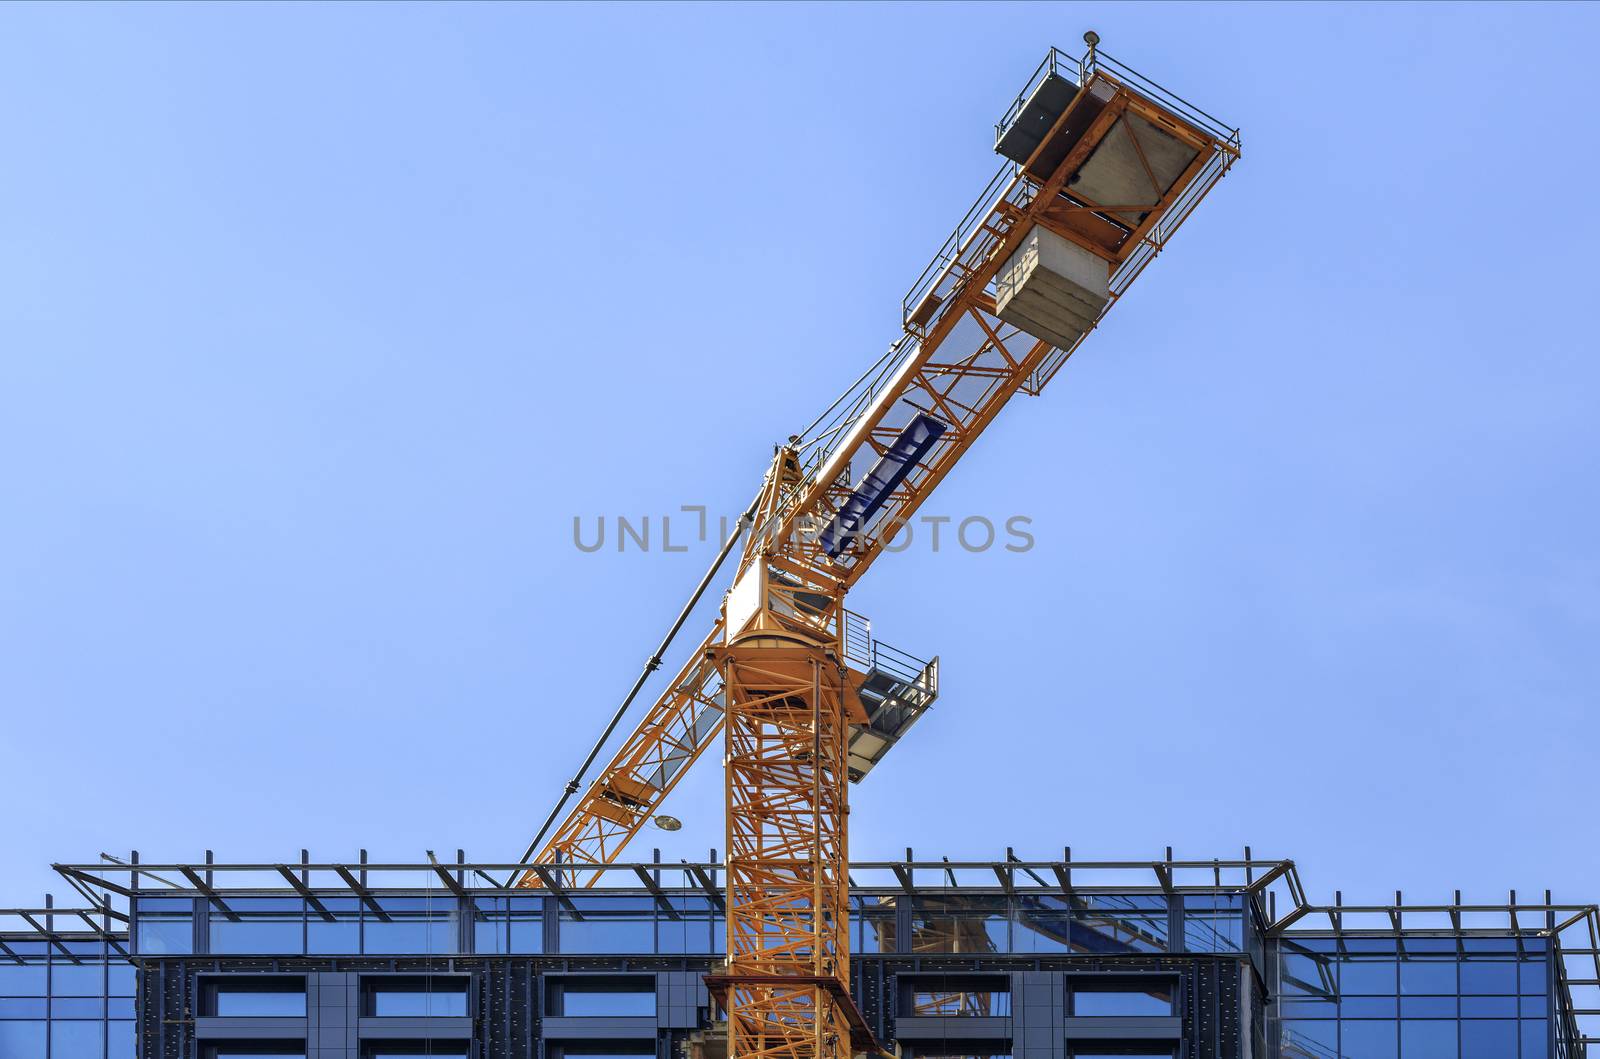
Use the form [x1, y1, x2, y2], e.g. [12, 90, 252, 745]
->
[994, 225, 1109, 352]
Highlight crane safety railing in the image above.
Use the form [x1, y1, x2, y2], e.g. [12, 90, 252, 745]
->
[842, 609, 873, 672]
[901, 158, 1029, 334]
[1024, 109, 1239, 394]
[996, 42, 1240, 154]
[800, 39, 1248, 503]
[868, 640, 937, 690]
[514, 42, 1246, 888]
[792, 158, 1034, 500]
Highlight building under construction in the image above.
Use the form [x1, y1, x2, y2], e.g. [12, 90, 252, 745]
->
[4, 851, 1599, 1058]
[6, 39, 1595, 1059]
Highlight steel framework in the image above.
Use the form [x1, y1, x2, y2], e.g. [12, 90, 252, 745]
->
[20, 851, 1600, 1049]
[511, 41, 1244, 898]
[502, 41, 1244, 1054]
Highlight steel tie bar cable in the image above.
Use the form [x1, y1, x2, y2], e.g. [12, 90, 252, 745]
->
[508, 489, 762, 883]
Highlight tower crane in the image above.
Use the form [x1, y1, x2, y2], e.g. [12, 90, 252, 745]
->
[514, 37, 1240, 1059]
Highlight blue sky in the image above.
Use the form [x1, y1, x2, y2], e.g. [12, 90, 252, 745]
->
[2, 3, 1597, 912]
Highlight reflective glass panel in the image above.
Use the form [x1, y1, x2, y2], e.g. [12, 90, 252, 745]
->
[51, 964, 106, 997]
[1400, 960, 1457, 995]
[657, 897, 715, 955]
[1280, 944, 1337, 998]
[1341, 959, 1398, 994]
[52, 998, 104, 1018]
[363, 899, 455, 955]
[1281, 1020, 1337, 1054]
[366, 977, 468, 1018]
[559, 988, 656, 1018]
[1341, 996, 1397, 1018]
[471, 896, 542, 955]
[1013, 895, 1071, 954]
[1279, 998, 1335, 1018]
[1184, 911, 1243, 953]
[51, 1020, 103, 1058]
[1401, 996, 1457, 1018]
[109, 1022, 135, 1059]
[207, 978, 307, 1017]
[1460, 960, 1518, 995]
[1341, 1019, 1397, 1058]
[1400, 1019, 1458, 1058]
[1071, 983, 1172, 1017]
[203, 1046, 306, 1059]
[559, 898, 654, 955]
[0, 998, 47, 1018]
[210, 914, 304, 955]
[136, 917, 192, 955]
[857, 914, 892, 954]
[911, 897, 1008, 955]
[1521, 1020, 1549, 1059]
[1459, 1019, 1515, 1059]
[1460, 995, 1517, 1018]
[1074, 895, 1169, 954]
[0, 1021, 46, 1057]
[0, 963, 47, 995]
[306, 911, 360, 954]
[910, 990, 1010, 1017]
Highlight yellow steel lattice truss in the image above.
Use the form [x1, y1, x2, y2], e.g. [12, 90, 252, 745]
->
[517, 42, 1241, 1059]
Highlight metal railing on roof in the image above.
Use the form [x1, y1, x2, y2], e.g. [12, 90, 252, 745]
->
[1268, 891, 1600, 1051]
[50, 849, 1298, 911]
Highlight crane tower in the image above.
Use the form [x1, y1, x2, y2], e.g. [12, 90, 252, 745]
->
[516, 37, 1241, 1059]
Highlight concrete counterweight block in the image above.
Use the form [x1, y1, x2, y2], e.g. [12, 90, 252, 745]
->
[994, 224, 1110, 352]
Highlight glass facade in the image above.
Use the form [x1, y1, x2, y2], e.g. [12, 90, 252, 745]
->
[1276, 935, 1554, 1058]
[5, 860, 1592, 1058]
[120, 891, 1244, 960]
[0, 939, 135, 1059]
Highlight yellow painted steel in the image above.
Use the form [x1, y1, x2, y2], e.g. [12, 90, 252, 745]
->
[516, 45, 1240, 1059]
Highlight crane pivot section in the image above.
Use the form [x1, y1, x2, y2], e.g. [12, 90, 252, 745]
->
[517, 40, 1240, 1059]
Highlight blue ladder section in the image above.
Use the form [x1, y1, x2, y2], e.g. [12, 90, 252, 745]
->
[820, 413, 948, 558]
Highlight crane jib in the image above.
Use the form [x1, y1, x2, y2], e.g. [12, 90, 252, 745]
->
[818, 413, 948, 558]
